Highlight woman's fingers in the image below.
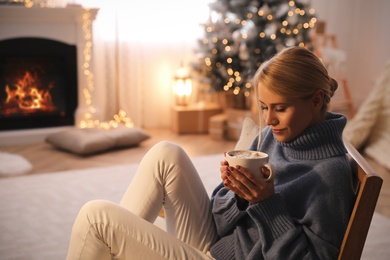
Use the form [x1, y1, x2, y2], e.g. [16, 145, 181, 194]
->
[227, 166, 274, 203]
[226, 167, 253, 193]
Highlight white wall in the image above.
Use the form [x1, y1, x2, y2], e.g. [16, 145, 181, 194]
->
[311, 0, 390, 109]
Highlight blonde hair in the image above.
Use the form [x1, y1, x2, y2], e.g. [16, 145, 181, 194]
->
[254, 46, 338, 114]
[253, 46, 338, 148]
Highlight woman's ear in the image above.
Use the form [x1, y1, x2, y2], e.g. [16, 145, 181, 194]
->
[312, 90, 324, 110]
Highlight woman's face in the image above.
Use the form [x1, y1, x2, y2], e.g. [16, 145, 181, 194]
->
[258, 84, 323, 143]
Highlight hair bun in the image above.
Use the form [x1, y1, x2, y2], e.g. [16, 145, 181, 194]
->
[329, 77, 338, 97]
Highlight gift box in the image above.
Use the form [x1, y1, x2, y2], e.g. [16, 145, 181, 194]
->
[172, 104, 222, 134]
[209, 113, 227, 140]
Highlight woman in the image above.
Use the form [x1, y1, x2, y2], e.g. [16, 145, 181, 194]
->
[67, 47, 355, 259]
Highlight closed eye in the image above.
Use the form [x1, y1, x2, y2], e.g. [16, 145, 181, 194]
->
[259, 100, 287, 112]
[275, 106, 287, 112]
[260, 105, 268, 111]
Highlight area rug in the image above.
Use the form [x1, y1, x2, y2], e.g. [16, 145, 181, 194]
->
[0, 154, 389, 260]
[0, 152, 32, 176]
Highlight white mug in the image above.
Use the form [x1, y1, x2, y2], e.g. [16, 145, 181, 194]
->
[225, 150, 273, 181]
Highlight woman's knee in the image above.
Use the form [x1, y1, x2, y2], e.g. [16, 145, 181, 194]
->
[152, 141, 182, 154]
[146, 141, 187, 161]
[77, 200, 114, 223]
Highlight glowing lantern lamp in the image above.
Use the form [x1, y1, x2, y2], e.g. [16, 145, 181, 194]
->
[173, 67, 192, 106]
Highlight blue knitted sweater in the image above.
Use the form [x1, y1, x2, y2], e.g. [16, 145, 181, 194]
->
[210, 113, 355, 259]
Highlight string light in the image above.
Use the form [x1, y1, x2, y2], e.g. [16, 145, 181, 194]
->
[23, 0, 67, 8]
[79, 8, 134, 130]
[78, 7, 96, 128]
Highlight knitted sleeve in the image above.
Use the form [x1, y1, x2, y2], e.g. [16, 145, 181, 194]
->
[210, 183, 248, 236]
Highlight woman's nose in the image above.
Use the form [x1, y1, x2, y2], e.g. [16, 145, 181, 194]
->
[264, 111, 277, 126]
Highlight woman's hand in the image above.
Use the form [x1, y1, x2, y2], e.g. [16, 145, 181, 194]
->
[220, 159, 274, 204]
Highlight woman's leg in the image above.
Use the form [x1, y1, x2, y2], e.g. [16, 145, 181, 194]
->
[66, 200, 214, 260]
[120, 141, 218, 253]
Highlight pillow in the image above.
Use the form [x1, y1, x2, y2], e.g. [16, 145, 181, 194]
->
[344, 59, 390, 169]
[235, 117, 259, 150]
[46, 126, 150, 155]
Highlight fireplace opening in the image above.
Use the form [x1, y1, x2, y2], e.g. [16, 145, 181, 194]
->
[0, 37, 78, 131]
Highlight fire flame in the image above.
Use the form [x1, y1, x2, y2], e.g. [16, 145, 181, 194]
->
[3, 71, 55, 114]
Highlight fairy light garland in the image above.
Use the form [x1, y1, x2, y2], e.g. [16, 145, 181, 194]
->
[78, 7, 133, 130]
[22, 3, 134, 130]
[79, 7, 96, 129]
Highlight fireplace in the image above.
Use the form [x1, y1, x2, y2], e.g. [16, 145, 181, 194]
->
[0, 37, 78, 131]
[0, 5, 98, 145]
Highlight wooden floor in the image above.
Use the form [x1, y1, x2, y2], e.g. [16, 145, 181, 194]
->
[0, 128, 237, 175]
[0, 127, 389, 218]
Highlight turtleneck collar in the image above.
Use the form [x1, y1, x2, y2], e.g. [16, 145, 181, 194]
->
[278, 112, 347, 160]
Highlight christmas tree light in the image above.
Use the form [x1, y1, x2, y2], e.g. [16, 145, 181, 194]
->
[192, 0, 316, 109]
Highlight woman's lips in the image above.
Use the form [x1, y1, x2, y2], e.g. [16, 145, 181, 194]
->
[272, 129, 284, 135]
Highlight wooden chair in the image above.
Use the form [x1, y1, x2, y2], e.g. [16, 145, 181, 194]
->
[338, 139, 383, 260]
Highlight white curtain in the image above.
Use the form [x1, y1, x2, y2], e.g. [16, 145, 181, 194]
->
[77, 0, 210, 128]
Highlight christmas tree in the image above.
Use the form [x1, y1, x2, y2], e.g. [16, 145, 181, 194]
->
[192, 0, 317, 109]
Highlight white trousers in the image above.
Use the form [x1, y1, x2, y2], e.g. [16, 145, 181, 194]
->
[66, 141, 218, 260]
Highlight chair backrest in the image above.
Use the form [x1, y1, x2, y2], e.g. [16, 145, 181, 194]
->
[338, 139, 383, 260]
